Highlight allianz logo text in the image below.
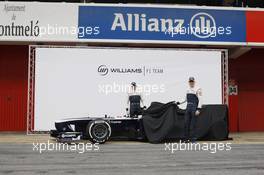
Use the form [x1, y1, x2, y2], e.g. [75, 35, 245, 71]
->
[110, 12, 231, 39]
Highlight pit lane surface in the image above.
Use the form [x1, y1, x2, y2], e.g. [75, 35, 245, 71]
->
[0, 133, 263, 175]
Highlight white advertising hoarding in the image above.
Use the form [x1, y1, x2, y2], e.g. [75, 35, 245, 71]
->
[34, 47, 222, 131]
[0, 2, 77, 42]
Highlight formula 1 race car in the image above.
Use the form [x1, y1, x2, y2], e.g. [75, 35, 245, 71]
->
[50, 101, 229, 144]
[50, 115, 145, 144]
[51, 94, 148, 144]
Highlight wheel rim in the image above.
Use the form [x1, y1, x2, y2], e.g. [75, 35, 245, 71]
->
[92, 124, 108, 139]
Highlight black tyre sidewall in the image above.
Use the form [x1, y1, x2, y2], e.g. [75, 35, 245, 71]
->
[87, 120, 111, 144]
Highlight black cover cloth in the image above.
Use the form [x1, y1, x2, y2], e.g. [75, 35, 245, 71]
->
[142, 102, 228, 143]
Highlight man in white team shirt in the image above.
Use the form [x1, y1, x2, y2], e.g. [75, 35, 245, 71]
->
[127, 82, 144, 117]
[177, 77, 202, 142]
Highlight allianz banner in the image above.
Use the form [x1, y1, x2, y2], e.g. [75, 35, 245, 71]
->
[78, 5, 246, 44]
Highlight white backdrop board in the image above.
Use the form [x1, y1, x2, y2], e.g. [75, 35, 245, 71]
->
[34, 47, 223, 131]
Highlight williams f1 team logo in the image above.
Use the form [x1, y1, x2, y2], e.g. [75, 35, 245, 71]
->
[190, 12, 217, 38]
[98, 65, 109, 76]
[97, 65, 163, 76]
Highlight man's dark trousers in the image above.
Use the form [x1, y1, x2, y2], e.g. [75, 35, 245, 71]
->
[184, 104, 198, 140]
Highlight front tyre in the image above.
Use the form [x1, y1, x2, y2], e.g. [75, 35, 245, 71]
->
[87, 120, 111, 144]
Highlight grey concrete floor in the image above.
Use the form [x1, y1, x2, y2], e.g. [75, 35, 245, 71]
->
[0, 142, 263, 175]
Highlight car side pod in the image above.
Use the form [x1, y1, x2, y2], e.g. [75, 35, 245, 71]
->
[86, 120, 112, 144]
